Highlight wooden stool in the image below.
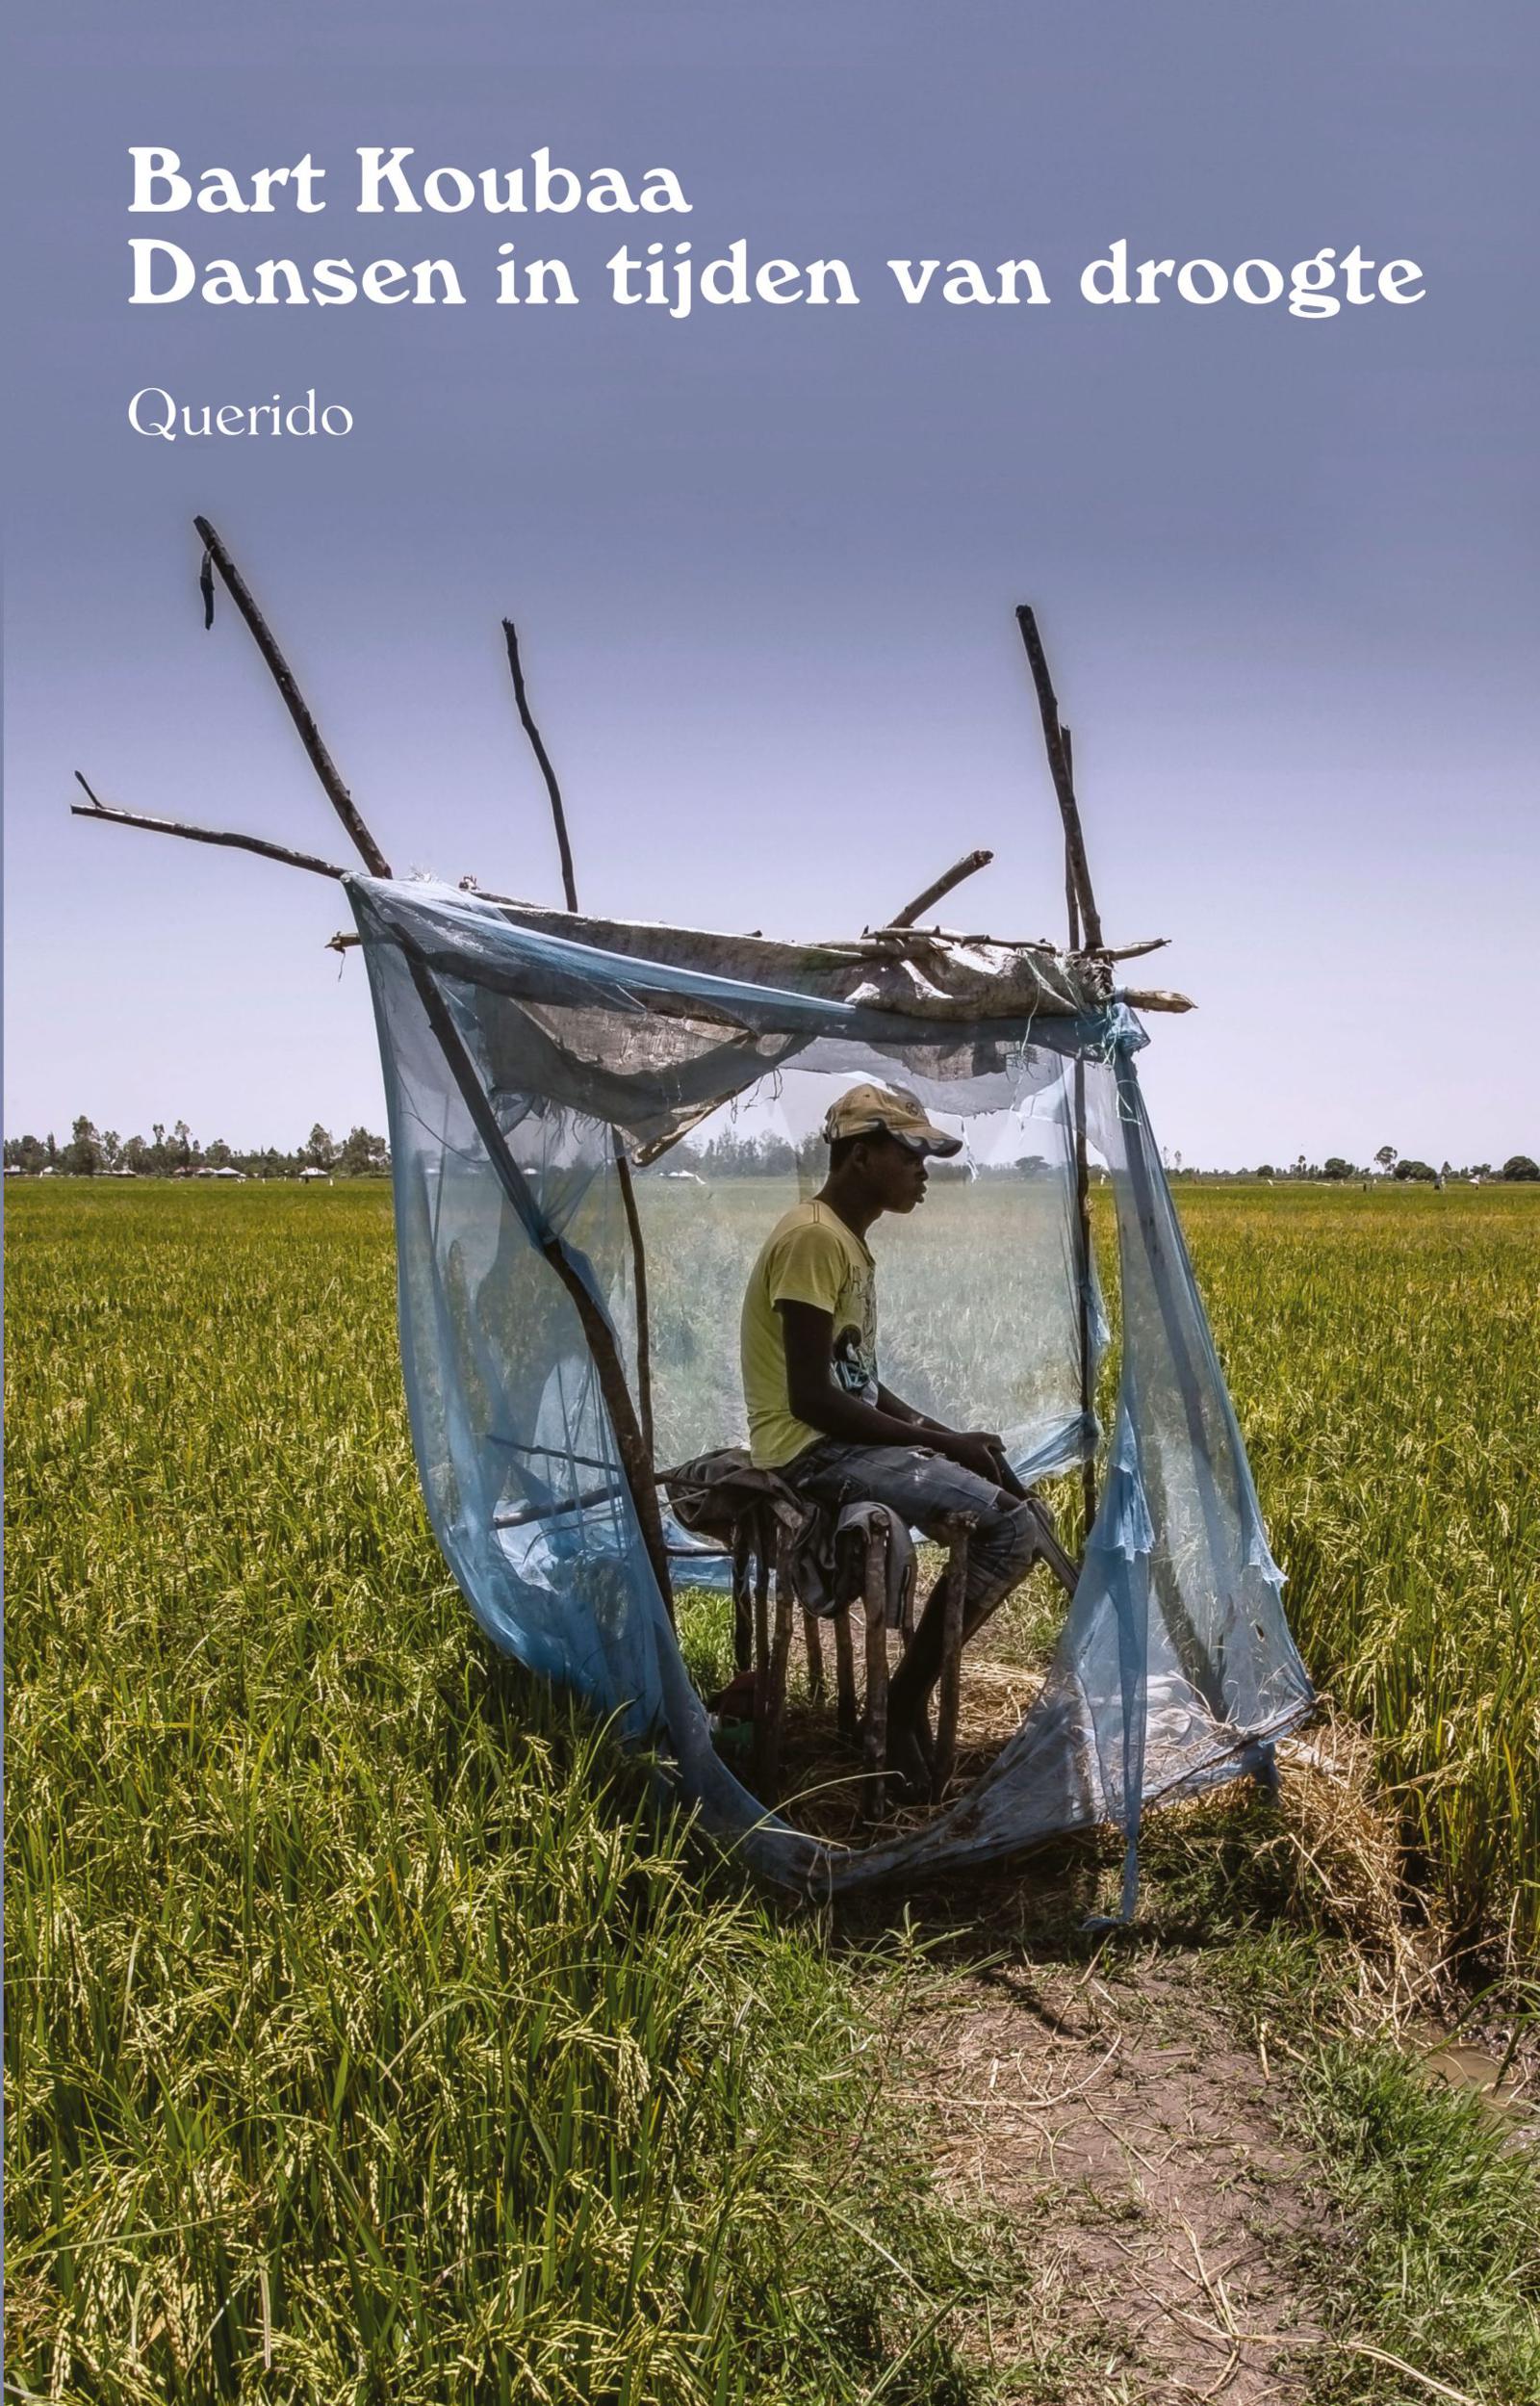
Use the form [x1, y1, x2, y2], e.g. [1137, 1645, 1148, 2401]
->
[728, 1501, 894, 1818]
[724, 1494, 1078, 1817]
[728, 1502, 990, 1823]
[727, 1502, 801, 1802]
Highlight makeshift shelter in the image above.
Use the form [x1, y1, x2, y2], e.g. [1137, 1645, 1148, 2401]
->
[75, 519, 1316, 1910]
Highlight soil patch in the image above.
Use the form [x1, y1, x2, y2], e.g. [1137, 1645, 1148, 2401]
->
[902, 1954, 1329, 2403]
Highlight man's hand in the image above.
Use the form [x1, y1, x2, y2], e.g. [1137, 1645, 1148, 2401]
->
[933, 1428, 1022, 1493]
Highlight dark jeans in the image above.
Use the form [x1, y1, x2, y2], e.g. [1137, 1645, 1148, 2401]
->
[783, 1438, 1042, 1728]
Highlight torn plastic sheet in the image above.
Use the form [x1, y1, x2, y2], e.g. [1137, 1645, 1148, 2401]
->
[351, 876, 1314, 1903]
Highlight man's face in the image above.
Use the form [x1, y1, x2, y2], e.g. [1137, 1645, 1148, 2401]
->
[860, 1130, 930, 1214]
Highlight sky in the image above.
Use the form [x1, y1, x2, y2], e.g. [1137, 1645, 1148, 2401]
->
[4, 1, 1536, 1168]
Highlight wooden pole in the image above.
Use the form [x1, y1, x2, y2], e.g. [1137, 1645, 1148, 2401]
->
[1014, 606, 1103, 948]
[1062, 724, 1099, 1544]
[71, 777, 347, 881]
[174, 524, 666, 1606]
[500, 618, 656, 1462]
[611, 1158, 655, 1458]
[1061, 726, 1081, 946]
[501, 621, 578, 913]
[886, 847, 994, 929]
[1118, 989, 1194, 1014]
[401, 942, 675, 1616]
[1099, 937, 1169, 965]
[192, 517, 394, 878]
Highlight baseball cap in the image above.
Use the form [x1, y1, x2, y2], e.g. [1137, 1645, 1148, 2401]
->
[821, 1081, 963, 1158]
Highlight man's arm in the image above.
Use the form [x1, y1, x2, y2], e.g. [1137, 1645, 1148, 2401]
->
[876, 1383, 1023, 1492]
[782, 1303, 1016, 1488]
[876, 1380, 947, 1433]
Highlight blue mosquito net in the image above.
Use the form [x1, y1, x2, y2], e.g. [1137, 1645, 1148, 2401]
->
[350, 875, 1314, 1907]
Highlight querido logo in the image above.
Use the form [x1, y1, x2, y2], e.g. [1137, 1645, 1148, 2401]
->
[127, 388, 355, 441]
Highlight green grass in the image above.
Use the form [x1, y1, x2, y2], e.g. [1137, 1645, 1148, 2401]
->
[4, 1184, 994, 2404]
[1208, 1918, 1540, 2406]
[7, 1175, 1540, 2401]
[1291, 2040, 1540, 2403]
[1177, 1183, 1540, 1963]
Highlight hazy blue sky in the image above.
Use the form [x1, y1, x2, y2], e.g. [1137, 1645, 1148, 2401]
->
[5, 2, 1535, 1165]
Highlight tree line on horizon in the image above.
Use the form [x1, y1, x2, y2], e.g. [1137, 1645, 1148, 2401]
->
[5, 1120, 1537, 1185]
[682, 1132, 1540, 1183]
[1246, 1145, 1538, 1184]
[3, 1118, 389, 1179]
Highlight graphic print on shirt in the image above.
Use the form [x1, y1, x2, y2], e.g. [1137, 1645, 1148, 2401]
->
[833, 1317, 876, 1400]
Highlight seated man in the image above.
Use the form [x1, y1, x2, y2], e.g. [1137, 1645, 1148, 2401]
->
[739, 1079, 1041, 1796]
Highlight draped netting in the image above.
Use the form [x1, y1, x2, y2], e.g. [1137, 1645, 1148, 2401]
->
[351, 876, 1313, 1903]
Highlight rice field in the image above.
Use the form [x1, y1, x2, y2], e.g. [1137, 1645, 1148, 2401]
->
[1185, 1182, 1540, 1966]
[6, 1175, 1539, 2396]
[3, 1184, 981, 2404]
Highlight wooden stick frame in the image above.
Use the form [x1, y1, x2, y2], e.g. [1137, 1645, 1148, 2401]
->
[887, 847, 994, 929]
[155, 519, 671, 1615]
[400, 937, 677, 1615]
[194, 516, 393, 880]
[68, 530, 1198, 1695]
[500, 616, 656, 1462]
[71, 776, 347, 881]
[501, 618, 578, 913]
[1015, 604, 1102, 948]
[1059, 722, 1100, 1545]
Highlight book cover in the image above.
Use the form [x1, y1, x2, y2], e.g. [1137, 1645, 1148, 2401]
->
[6, 9, 1537, 2401]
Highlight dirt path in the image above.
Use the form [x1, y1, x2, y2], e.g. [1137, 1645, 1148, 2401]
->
[905, 1953, 1329, 2403]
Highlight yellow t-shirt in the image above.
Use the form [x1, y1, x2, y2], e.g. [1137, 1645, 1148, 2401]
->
[740, 1201, 878, 1469]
